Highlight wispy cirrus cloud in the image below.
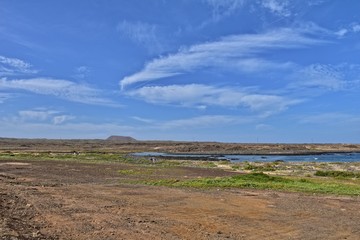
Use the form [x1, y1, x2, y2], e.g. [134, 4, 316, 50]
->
[0, 55, 38, 76]
[352, 23, 360, 33]
[295, 64, 344, 90]
[0, 77, 118, 106]
[298, 112, 360, 125]
[73, 66, 90, 80]
[18, 109, 59, 121]
[131, 116, 154, 123]
[120, 27, 327, 89]
[158, 115, 245, 129]
[17, 109, 74, 125]
[291, 63, 360, 91]
[203, 0, 245, 22]
[127, 84, 300, 115]
[0, 120, 135, 139]
[335, 28, 348, 37]
[334, 22, 360, 37]
[260, 0, 291, 17]
[52, 115, 75, 125]
[0, 93, 13, 103]
[117, 20, 163, 53]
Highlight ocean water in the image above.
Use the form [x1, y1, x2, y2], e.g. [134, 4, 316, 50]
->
[132, 152, 360, 162]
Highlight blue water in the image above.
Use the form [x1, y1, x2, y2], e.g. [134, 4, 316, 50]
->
[132, 152, 360, 162]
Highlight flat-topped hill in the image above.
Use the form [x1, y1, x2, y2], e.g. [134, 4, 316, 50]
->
[106, 135, 137, 142]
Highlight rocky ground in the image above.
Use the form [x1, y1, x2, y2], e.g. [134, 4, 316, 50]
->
[1, 159, 360, 240]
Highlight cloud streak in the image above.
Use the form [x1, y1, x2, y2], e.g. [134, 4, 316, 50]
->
[261, 0, 291, 17]
[298, 112, 360, 125]
[290, 63, 360, 91]
[0, 93, 13, 103]
[117, 20, 163, 53]
[73, 66, 90, 80]
[0, 77, 118, 106]
[0, 55, 38, 76]
[203, 0, 245, 22]
[18, 109, 59, 121]
[0, 120, 135, 139]
[120, 27, 327, 89]
[158, 115, 243, 129]
[127, 84, 300, 115]
[16, 109, 74, 125]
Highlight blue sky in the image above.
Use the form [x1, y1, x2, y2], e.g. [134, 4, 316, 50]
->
[1, 0, 360, 142]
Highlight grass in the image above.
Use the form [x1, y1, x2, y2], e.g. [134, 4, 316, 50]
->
[0, 151, 229, 172]
[118, 169, 154, 175]
[143, 172, 360, 196]
[315, 170, 360, 179]
[0, 152, 146, 164]
[118, 169, 141, 175]
[244, 163, 276, 171]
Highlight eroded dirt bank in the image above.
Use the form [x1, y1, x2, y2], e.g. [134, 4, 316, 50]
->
[1, 160, 360, 240]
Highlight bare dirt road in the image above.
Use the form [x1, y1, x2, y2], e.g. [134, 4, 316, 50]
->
[1, 159, 360, 240]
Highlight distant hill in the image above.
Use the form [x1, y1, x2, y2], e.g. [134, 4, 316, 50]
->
[106, 135, 137, 142]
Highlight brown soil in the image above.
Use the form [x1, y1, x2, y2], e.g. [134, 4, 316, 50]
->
[1, 159, 360, 240]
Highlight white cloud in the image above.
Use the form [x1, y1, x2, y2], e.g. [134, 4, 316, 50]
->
[16, 109, 74, 125]
[298, 113, 360, 125]
[255, 123, 272, 130]
[0, 55, 38, 76]
[203, 0, 245, 22]
[333, 23, 360, 37]
[307, 0, 327, 6]
[229, 58, 295, 72]
[128, 84, 300, 114]
[0, 120, 135, 139]
[132, 116, 154, 123]
[73, 66, 90, 80]
[352, 23, 360, 33]
[120, 27, 327, 89]
[117, 20, 163, 53]
[19, 110, 58, 121]
[335, 28, 348, 37]
[53, 115, 75, 125]
[0, 77, 118, 106]
[0, 93, 12, 103]
[296, 64, 344, 90]
[261, 0, 291, 17]
[159, 115, 244, 129]
[292, 64, 360, 91]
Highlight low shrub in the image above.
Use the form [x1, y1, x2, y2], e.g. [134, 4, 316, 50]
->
[315, 170, 360, 178]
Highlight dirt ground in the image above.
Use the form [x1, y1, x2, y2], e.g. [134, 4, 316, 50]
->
[1, 159, 360, 240]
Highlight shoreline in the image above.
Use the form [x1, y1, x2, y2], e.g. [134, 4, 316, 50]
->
[131, 152, 360, 162]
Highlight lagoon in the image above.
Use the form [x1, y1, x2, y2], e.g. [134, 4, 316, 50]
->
[132, 152, 360, 162]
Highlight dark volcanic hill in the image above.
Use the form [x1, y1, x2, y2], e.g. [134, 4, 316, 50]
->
[106, 135, 137, 142]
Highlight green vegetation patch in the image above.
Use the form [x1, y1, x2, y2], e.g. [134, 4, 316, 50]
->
[315, 170, 360, 179]
[144, 172, 360, 196]
[0, 152, 147, 164]
[244, 163, 278, 171]
[118, 168, 154, 175]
